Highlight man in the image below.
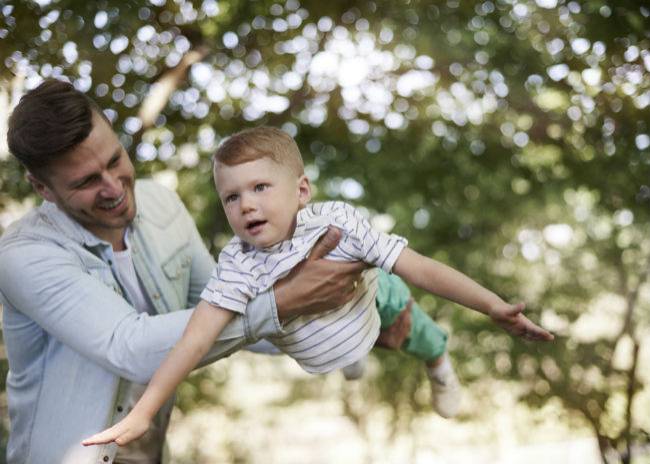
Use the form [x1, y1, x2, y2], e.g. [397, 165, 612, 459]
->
[0, 80, 365, 463]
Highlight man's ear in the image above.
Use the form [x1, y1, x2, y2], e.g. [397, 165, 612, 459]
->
[297, 175, 312, 207]
[26, 172, 56, 202]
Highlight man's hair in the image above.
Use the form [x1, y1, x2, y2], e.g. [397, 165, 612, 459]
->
[7, 79, 108, 178]
[214, 126, 304, 176]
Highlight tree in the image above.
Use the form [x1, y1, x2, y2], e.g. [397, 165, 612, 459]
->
[1, 1, 649, 461]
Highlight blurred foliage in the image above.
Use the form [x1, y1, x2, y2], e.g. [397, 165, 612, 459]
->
[1, 0, 650, 462]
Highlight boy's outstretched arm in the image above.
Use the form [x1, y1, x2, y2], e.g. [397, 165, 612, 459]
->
[392, 248, 554, 342]
[82, 301, 235, 447]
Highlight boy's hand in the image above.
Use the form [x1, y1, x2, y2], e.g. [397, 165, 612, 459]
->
[82, 412, 151, 447]
[488, 302, 554, 342]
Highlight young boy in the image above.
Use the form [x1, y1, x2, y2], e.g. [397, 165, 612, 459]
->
[83, 127, 552, 447]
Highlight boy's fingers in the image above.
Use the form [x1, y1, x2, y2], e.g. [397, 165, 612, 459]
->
[527, 326, 554, 341]
[307, 227, 341, 260]
[520, 319, 555, 341]
[507, 302, 526, 316]
[115, 433, 134, 446]
[82, 432, 113, 446]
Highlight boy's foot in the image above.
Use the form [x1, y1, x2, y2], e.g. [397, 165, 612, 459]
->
[341, 357, 367, 380]
[426, 353, 461, 418]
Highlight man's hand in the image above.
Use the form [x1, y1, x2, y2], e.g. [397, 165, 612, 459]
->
[488, 302, 554, 342]
[274, 227, 366, 319]
[82, 412, 150, 447]
[375, 300, 412, 349]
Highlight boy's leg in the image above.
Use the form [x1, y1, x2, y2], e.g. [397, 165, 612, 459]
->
[403, 298, 448, 362]
[375, 270, 461, 418]
[375, 270, 448, 361]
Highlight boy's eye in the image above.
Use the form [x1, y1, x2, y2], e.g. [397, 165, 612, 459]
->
[225, 194, 238, 203]
[254, 183, 268, 192]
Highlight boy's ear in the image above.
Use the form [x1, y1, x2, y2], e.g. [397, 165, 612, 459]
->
[27, 172, 56, 202]
[297, 175, 312, 207]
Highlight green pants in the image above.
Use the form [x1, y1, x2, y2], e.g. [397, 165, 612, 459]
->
[375, 270, 448, 362]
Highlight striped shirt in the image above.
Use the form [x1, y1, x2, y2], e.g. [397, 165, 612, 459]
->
[201, 201, 407, 374]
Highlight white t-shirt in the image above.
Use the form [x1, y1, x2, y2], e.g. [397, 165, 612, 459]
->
[201, 201, 407, 374]
[112, 233, 168, 464]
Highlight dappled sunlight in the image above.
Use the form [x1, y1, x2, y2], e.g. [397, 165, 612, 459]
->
[168, 355, 603, 463]
[571, 293, 626, 343]
[1, 0, 649, 461]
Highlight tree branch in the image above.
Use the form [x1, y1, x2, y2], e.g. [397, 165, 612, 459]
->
[138, 47, 209, 129]
[621, 340, 640, 464]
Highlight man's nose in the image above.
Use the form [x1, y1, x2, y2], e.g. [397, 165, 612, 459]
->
[100, 173, 122, 197]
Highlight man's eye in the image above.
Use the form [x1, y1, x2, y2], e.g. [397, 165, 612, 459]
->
[108, 155, 121, 168]
[254, 183, 268, 192]
[75, 177, 98, 189]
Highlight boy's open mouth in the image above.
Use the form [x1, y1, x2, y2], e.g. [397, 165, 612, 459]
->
[246, 220, 267, 230]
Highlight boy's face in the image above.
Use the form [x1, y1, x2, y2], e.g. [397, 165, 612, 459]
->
[214, 158, 311, 249]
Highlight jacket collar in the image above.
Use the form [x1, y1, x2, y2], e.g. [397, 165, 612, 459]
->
[38, 200, 139, 250]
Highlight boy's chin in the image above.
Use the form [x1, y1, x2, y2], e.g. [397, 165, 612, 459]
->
[248, 235, 282, 249]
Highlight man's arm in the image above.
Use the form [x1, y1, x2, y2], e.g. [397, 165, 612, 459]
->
[392, 247, 554, 341]
[0, 228, 365, 383]
[0, 243, 241, 384]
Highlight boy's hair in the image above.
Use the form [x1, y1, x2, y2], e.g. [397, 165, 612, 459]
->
[214, 126, 304, 176]
[7, 79, 109, 180]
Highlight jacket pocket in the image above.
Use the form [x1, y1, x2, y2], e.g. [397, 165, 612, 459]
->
[161, 244, 192, 306]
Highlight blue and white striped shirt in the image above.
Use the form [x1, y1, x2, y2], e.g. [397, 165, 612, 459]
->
[201, 201, 407, 373]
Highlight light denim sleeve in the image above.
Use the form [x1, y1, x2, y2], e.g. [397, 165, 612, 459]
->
[244, 339, 283, 355]
[0, 242, 282, 385]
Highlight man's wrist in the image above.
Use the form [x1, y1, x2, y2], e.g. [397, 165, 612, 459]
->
[272, 281, 297, 320]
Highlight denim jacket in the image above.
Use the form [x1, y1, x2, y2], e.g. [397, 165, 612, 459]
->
[0, 180, 282, 464]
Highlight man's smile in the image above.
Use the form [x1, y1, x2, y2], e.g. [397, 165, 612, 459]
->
[97, 191, 126, 211]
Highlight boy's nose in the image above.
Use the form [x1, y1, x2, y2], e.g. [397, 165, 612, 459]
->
[240, 194, 256, 214]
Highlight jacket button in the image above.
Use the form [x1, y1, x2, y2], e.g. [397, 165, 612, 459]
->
[103, 456, 110, 462]
[152, 293, 160, 299]
[117, 405, 123, 412]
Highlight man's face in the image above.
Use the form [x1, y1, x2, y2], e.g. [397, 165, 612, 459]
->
[214, 158, 311, 249]
[30, 111, 136, 248]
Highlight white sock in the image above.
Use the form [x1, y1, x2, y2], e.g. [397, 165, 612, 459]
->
[427, 352, 454, 384]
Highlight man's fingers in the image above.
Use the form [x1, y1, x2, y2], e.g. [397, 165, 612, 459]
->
[344, 260, 369, 274]
[307, 227, 341, 261]
[397, 302, 412, 331]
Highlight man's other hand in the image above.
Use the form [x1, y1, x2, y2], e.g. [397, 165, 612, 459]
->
[274, 227, 366, 319]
